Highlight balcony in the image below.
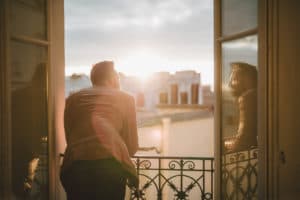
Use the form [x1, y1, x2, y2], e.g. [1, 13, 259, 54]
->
[127, 148, 259, 200]
[222, 148, 258, 200]
[36, 146, 260, 200]
[127, 156, 214, 200]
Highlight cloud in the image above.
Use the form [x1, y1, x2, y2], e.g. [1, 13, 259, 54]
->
[222, 36, 257, 51]
[65, 0, 214, 84]
[65, 0, 211, 30]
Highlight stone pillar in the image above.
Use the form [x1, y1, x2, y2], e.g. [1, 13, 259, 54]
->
[161, 118, 171, 156]
[161, 117, 171, 200]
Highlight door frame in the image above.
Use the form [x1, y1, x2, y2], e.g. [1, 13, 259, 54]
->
[258, 0, 279, 199]
[0, 0, 65, 199]
[0, 0, 11, 198]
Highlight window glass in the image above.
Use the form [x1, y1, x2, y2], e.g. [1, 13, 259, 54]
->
[221, 35, 258, 199]
[10, 41, 48, 199]
[222, 0, 257, 36]
[11, 0, 47, 40]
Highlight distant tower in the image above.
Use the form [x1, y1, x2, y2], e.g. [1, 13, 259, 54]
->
[191, 83, 199, 104]
[170, 84, 178, 104]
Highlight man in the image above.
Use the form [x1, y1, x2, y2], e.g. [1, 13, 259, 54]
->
[60, 61, 139, 200]
[225, 62, 257, 152]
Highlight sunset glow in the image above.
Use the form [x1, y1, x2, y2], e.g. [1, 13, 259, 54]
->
[115, 49, 166, 80]
[65, 0, 214, 85]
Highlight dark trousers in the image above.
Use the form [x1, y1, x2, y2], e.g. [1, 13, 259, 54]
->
[60, 158, 127, 200]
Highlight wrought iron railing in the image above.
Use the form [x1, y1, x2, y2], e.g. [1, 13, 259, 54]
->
[127, 156, 214, 200]
[222, 147, 258, 200]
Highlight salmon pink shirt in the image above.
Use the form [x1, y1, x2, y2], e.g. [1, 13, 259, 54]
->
[61, 87, 139, 176]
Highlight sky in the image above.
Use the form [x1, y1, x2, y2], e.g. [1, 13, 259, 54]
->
[65, 0, 214, 85]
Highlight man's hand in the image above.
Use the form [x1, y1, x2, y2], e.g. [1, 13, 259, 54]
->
[127, 174, 139, 189]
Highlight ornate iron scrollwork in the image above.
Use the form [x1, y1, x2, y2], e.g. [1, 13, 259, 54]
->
[128, 156, 214, 200]
[222, 148, 258, 200]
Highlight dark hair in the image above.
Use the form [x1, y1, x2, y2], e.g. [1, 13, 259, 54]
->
[90, 61, 116, 86]
[230, 62, 257, 88]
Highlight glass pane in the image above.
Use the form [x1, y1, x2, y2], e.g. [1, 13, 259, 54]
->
[221, 35, 258, 199]
[11, 0, 47, 40]
[222, 0, 257, 36]
[10, 41, 48, 199]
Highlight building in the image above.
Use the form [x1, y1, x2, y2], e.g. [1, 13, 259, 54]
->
[65, 73, 91, 97]
[201, 85, 214, 106]
[120, 70, 214, 111]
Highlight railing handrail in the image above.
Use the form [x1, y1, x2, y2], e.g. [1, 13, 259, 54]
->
[60, 153, 215, 161]
[132, 155, 215, 160]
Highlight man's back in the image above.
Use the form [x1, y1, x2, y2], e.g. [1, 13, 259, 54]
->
[62, 87, 138, 171]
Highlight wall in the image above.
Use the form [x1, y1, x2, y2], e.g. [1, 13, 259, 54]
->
[277, 0, 300, 199]
[169, 118, 214, 157]
[137, 117, 214, 157]
[260, 0, 300, 199]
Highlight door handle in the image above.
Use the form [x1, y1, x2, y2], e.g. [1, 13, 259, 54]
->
[280, 151, 286, 164]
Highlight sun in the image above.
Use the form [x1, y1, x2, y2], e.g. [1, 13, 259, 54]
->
[115, 49, 166, 81]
